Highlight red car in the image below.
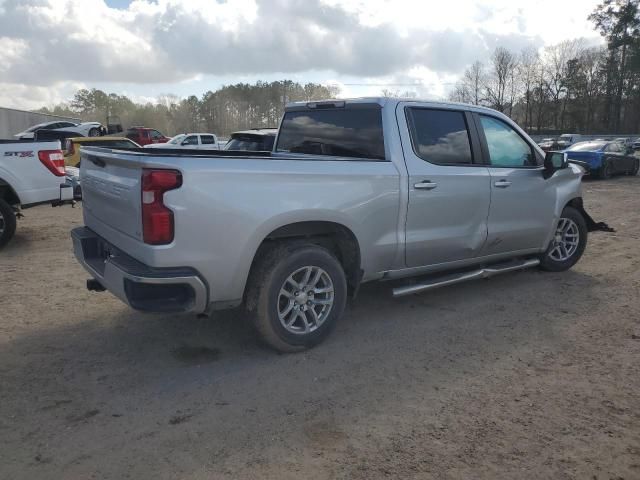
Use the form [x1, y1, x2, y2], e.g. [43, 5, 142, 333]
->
[125, 127, 169, 146]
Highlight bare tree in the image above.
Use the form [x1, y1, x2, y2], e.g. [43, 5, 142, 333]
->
[485, 47, 518, 113]
[543, 39, 584, 130]
[448, 61, 485, 105]
[464, 61, 486, 105]
[518, 47, 540, 130]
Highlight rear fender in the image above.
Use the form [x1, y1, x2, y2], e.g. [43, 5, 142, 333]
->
[0, 174, 22, 205]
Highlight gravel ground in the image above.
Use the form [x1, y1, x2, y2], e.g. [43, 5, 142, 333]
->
[1, 176, 639, 480]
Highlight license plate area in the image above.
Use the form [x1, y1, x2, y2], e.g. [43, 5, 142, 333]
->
[81, 235, 117, 276]
[96, 237, 113, 263]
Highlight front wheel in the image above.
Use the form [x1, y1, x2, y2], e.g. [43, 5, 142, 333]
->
[539, 206, 587, 272]
[248, 243, 347, 352]
[0, 198, 17, 249]
[629, 159, 639, 176]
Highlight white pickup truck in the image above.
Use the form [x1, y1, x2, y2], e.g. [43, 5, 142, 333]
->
[0, 139, 74, 248]
[143, 133, 220, 150]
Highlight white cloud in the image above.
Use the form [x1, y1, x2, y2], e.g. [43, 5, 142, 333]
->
[0, 81, 86, 109]
[0, 0, 603, 109]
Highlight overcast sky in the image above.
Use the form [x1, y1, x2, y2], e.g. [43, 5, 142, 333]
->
[0, 0, 603, 110]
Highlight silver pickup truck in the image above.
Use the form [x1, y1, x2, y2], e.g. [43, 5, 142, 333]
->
[72, 97, 605, 352]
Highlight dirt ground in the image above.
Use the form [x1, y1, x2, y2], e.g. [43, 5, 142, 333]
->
[1, 176, 639, 480]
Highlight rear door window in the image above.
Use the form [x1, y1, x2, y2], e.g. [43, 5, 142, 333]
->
[201, 135, 216, 145]
[276, 107, 386, 160]
[406, 108, 473, 165]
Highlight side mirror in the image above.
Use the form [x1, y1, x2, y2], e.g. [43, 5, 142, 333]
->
[543, 151, 568, 179]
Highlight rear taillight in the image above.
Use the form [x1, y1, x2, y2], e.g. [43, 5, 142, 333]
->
[38, 150, 65, 176]
[141, 169, 182, 245]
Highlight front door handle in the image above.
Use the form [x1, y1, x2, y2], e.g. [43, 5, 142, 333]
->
[494, 179, 512, 188]
[414, 181, 438, 190]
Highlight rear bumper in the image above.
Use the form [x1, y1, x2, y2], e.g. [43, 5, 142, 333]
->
[71, 227, 208, 313]
[56, 183, 74, 204]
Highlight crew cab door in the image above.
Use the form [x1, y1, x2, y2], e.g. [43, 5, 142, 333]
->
[150, 130, 165, 144]
[398, 104, 491, 267]
[181, 135, 200, 148]
[604, 142, 634, 173]
[200, 134, 218, 149]
[474, 114, 555, 255]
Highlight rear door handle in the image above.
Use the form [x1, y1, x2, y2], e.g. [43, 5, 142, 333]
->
[494, 180, 511, 188]
[414, 181, 438, 190]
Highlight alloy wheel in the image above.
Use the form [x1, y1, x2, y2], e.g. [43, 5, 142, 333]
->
[548, 217, 580, 262]
[277, 266, 335, 334]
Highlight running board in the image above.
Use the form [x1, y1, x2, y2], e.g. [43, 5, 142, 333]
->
[392, 258, 540, 297]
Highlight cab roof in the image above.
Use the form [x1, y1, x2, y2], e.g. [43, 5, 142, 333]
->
[285, 96, 504, 116]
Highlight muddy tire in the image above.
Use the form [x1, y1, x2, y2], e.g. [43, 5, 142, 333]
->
[247, 243, 347, 352]
[539, 206, 587, 272]
[0, 197, 17, 249]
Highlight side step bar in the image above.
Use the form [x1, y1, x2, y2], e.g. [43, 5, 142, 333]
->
[392, 258, 540, 297]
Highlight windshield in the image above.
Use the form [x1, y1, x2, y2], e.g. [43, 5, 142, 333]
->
[167, 134, 186, 145]
[567, 142, 606, 151]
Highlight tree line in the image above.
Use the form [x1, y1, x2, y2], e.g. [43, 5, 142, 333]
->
[39, 81, 339, 137]
[449, 0, 640, 134]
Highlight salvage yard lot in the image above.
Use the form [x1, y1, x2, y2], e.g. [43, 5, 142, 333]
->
[1, 177, 639, 479]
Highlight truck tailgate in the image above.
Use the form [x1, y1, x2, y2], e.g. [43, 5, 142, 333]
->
[81, 150, 143, 241]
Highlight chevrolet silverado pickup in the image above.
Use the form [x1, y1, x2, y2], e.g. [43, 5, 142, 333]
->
[0, 139, 73, 248]
[72, 98, 604, 352]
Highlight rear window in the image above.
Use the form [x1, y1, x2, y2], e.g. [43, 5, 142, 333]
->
[275, 108, 385, 160]
[225, 134, 275, 152]
[78, 140, 137, 148]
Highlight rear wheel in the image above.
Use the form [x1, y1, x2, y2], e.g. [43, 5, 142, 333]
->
[247, 243, 347, 352]
[539, 206, 587, 272]
[629, 159, 639, 176]
[0, 198, 17, 249]
[598, 159, 613, 179]
[88, 127, 100, 137]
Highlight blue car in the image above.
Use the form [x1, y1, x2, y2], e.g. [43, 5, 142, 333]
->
[564, 141, 639, 179]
